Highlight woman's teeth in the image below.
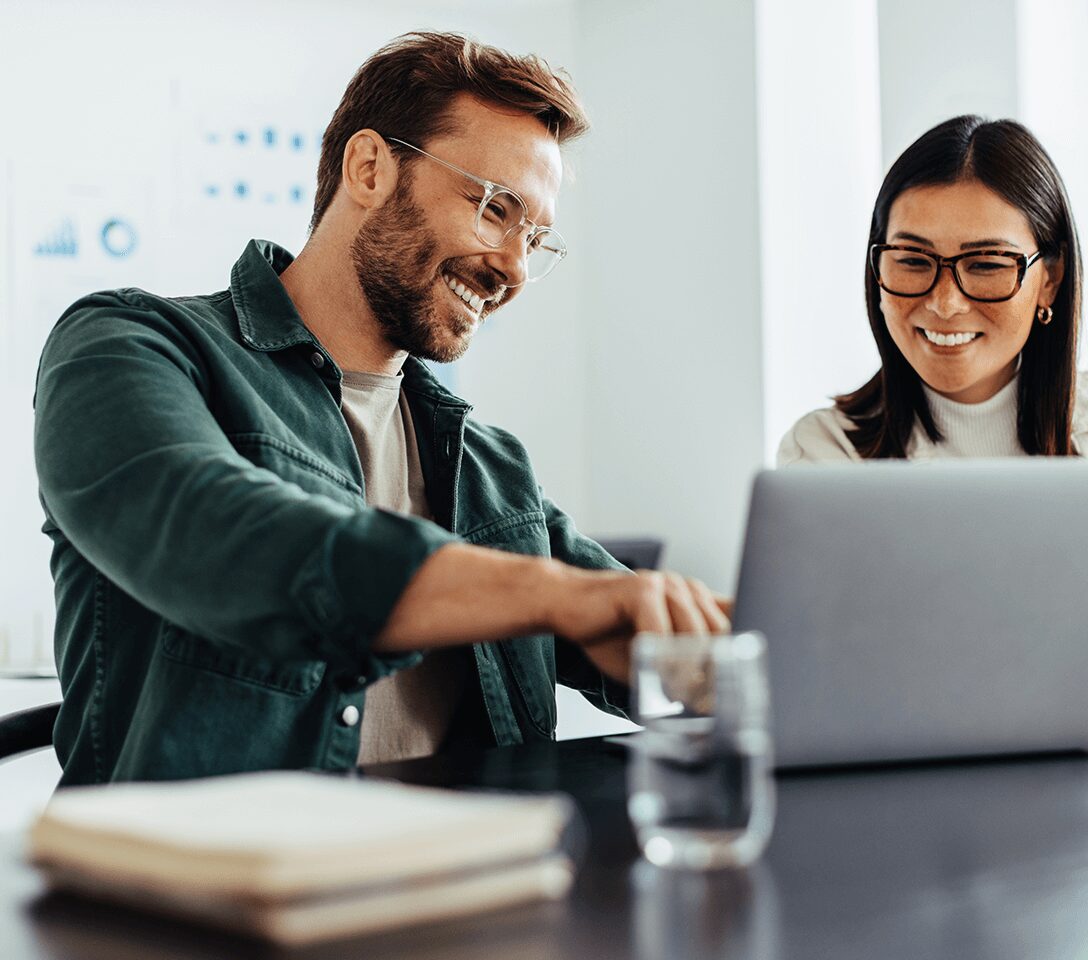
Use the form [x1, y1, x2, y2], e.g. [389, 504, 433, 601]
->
[444, 275, 485, 314]
[923, 329, 980, 347]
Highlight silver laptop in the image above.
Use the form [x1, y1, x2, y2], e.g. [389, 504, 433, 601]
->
[732, 460, 1088, 768]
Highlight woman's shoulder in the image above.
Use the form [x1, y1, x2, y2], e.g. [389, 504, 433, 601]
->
[776, 405, 862, 466]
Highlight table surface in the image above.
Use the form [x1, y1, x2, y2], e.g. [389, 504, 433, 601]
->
[6, 736, 1088, 960]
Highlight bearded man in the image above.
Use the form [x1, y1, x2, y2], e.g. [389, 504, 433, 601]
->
[34, 32, 728, 786]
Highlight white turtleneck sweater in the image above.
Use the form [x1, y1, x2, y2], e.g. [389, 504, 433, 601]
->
[777, 371, 1088, 465]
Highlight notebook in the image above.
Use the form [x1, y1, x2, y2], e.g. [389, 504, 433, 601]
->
[732, 460, 1088, 767]
[29, 771, 574, 944]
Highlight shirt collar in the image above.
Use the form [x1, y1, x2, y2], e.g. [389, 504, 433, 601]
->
[229, 238, 472, 409]
[402, 357, 472, 410]
[230, 239, 314, 352]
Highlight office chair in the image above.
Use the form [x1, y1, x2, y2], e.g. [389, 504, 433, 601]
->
[0, 702, 61, 762]
[594, 537, 665, 571]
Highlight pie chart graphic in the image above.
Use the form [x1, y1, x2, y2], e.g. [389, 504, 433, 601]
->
[101, 219, 138, 258]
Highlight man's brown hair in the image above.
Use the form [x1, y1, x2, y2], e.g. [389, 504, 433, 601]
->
[310, 31, 589, 231]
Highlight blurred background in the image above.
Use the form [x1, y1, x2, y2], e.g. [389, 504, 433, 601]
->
[1, 0, 1085, 700]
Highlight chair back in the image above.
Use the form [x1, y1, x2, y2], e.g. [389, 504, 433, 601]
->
[0, 702, 61, 762]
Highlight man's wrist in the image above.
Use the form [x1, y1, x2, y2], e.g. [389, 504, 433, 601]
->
[521, 556, 571, 636]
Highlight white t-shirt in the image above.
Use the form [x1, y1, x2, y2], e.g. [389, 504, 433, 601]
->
[338, 370, 469, 766]
[777, 371, 1088, 465]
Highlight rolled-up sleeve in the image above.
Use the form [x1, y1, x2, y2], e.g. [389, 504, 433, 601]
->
[34, 295, 457, 673]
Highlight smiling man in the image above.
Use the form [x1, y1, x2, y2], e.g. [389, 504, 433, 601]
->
[34, 32, 728, 786]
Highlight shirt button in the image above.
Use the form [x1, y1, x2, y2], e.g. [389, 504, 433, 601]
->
[310, 351, 326, 370]
[340, 705, 360, 727]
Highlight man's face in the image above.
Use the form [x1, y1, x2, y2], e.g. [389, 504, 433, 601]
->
[351, 93, 563, 363]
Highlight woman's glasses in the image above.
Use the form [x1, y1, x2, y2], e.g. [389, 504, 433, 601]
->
[870, 244, 1042, 303]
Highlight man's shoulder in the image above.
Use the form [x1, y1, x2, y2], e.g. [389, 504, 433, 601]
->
[48, 285, 239, 355]
[464, 416, 526, 451]
[60, 284, 234, 324]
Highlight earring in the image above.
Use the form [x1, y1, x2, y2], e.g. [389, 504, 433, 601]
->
[1036, 305, 1054, 325]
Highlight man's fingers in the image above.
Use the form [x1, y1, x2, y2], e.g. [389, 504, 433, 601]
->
[716, 596, 734, 625]
[662, 572, 708, 635]
[631, 571, 673, 636]
[689, 579, 731, 633]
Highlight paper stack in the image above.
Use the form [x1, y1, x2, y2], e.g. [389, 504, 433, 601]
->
[28, 771, 574, 945]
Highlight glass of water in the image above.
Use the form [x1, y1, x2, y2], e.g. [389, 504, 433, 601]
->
[627, 631, 775, 870]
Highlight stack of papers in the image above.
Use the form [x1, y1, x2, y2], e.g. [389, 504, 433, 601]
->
[28, 771, 574, 944]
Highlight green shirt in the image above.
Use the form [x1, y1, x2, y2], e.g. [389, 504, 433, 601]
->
[34, 239, 627, 786]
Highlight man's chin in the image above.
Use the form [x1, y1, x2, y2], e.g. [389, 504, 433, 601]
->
[413, 328, 473, 364]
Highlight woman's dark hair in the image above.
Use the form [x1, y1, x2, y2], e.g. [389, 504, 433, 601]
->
[836, 115, 1082, 457]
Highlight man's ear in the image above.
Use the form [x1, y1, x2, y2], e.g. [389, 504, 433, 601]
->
[341, 130, 398, 210]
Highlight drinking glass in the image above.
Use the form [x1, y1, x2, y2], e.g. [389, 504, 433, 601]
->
[626, 632, 775, 869]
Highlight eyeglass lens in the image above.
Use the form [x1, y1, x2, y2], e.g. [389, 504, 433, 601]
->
[876, 249, 1022, 300]
[475, 188, 564, 281]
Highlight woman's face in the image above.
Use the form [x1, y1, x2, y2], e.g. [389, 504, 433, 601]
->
[879, 179, 1064, 404]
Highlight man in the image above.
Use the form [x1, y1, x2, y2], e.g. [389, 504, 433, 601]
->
[34, 32, 728, 786]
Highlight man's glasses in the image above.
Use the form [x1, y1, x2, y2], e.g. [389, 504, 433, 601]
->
[870, 244, 1043, 303]
[387, 137, 566, 283]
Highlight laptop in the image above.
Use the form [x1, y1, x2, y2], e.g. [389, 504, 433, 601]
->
[731, 460, 1088, 768]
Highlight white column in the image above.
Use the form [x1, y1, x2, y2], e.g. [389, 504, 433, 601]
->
[756, 0, 884, 463]
[573, 0, 765, 590]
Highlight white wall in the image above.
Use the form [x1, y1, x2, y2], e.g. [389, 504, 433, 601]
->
[877, 0, 1020, 167]
[756, 0, 883, 463]
[1019, 0, 1088, 369]
[574, 0, 765, 593]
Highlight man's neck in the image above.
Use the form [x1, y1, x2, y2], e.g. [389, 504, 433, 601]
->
[279, 235, 406, 377]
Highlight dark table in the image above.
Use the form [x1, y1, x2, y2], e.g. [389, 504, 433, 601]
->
[6, 736, 1088, 959]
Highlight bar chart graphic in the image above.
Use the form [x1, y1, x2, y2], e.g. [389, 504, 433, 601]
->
[33, 218, 78, 257]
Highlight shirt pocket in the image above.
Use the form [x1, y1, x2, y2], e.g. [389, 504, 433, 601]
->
[160, 623, 326, 696]
[228, 432, 362, 508]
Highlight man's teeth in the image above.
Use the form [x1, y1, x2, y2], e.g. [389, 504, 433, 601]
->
[444, 275, 486, 314]
[923, 329, 980, 347]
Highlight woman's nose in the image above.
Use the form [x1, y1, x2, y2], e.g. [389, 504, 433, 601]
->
[925, 265, 971, 318]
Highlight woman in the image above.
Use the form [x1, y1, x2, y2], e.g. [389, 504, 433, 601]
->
[778, 115, 1087, 463]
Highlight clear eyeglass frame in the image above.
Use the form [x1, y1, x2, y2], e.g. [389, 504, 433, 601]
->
[386, 136, 567, 284]
[869, 243, 1043, 303]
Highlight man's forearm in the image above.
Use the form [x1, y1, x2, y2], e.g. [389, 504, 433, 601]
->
[372, 543, 579, 651]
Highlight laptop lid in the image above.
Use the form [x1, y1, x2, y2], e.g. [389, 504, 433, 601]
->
[732, 460, 1088, 768]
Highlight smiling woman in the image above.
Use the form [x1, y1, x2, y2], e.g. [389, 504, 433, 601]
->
[778, 115, 1088, 463]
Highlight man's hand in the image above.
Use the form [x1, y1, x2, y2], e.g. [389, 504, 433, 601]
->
[547, 568, 732, 684]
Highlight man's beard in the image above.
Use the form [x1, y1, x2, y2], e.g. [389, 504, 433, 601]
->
[350, 181, 500, 363]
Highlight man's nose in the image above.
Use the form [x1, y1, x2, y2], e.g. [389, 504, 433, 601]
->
[482, 236, 529, 289]
[925, 264, 971, 319]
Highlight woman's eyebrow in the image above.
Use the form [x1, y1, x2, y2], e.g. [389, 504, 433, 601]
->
[960, 238, 1021, 250]
[890, 231, 1022, 250]
[891, 231, 933, 246]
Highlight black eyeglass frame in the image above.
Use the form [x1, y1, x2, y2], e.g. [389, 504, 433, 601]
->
[869, 243, 1043, 303]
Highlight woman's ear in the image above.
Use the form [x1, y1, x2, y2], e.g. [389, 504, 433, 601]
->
[1038, 247, 1066, 309]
